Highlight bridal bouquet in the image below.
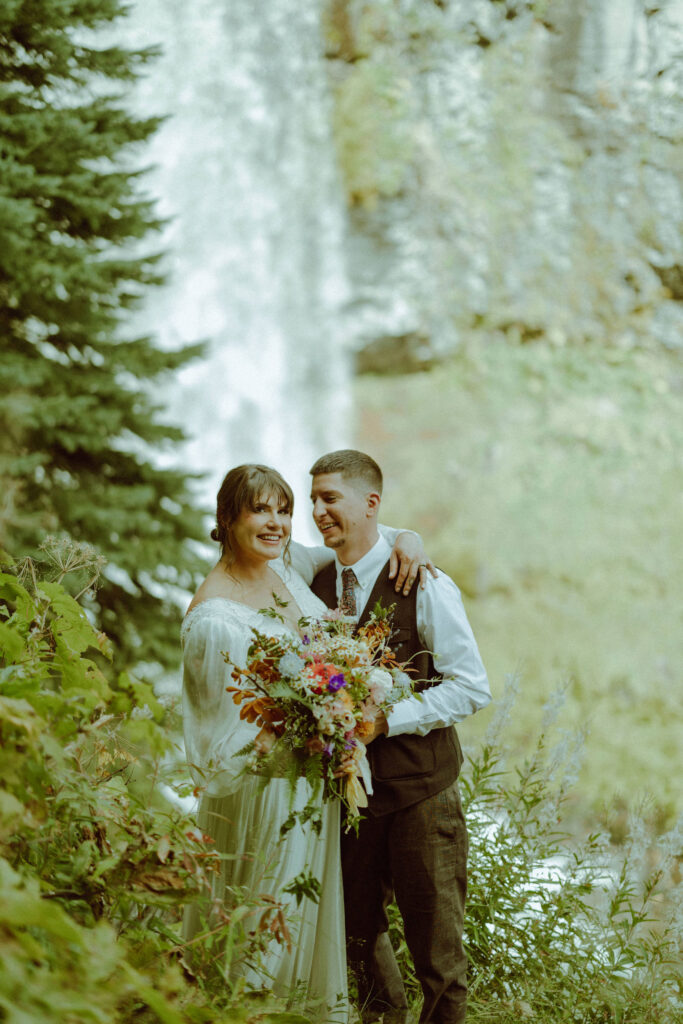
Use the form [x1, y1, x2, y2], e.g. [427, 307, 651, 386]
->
[224, 604, 413, 833]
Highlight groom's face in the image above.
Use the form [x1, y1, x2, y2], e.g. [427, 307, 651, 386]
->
[310, 472, 372, 553]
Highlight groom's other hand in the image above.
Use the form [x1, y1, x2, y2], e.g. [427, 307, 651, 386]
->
[361, 713, 388, 745]
[389, 531, 438, 595]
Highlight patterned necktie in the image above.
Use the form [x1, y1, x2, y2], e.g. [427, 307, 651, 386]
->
[340, 567, 358, 617]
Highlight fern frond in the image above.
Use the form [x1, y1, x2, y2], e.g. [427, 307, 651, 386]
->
[304, 753, 324, 795]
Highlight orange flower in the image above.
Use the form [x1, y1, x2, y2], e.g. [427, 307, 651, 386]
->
[238, 696, 285, 731]
[248, 657, 281, 684]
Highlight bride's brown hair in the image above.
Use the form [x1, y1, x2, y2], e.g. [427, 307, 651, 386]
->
[212, 464, 294, 563]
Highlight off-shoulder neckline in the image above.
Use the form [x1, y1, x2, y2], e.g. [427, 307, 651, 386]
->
[182, 559, 299, 622]
[181, 594, 304, 642]
[183, 594, 254, 619]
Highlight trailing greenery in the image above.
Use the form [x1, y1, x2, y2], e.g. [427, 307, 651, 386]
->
[0, 0, 207, 668]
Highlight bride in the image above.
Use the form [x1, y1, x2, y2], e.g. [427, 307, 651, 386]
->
[181, 464, 427, 1019]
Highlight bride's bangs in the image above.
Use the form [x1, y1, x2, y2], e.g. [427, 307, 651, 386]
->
[246, 467, 294, 515]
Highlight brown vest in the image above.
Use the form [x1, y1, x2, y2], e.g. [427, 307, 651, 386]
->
[311, 559, 463, 815]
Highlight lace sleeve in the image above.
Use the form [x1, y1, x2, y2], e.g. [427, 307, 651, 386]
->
[181, 607, 259, 797]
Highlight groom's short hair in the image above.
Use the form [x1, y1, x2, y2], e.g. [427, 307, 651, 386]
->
[309, 449, 383, 495]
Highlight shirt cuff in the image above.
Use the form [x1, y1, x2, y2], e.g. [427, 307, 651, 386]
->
[385, 697, 422, 737]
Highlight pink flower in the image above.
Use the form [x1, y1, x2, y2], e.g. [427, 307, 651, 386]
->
[330, 699, 355, 731]
[360, 699, 379, 724]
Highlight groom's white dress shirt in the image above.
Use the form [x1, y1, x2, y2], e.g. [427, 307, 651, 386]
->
[332, 535, 491, 738]
[290, 523, 403, 585]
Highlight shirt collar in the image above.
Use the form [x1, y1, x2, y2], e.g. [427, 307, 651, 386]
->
[335, 534, 391, 591]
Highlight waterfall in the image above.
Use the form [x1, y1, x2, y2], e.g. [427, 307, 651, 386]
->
[547, 0, 683, 100]
[122, 0, 351, 540]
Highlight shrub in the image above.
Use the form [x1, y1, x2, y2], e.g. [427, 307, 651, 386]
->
[389, 681, 682, 1023]
[3, 544, 679, 1022]
[0, 543, 313, 1023]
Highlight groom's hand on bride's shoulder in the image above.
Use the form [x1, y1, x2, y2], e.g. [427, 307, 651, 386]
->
[389, 531, 438, 595]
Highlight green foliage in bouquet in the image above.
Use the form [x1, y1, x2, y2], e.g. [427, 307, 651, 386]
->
[387, 681, 682, 1024]
[0, 545, 317, 1023]
[0, 0, 207, 668]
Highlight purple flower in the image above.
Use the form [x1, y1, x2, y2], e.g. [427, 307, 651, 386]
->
[327, 673, 346, 693]
[323, 743, 334, 758]
[344, 739, 356, 751]
[302, 634, 310, 645]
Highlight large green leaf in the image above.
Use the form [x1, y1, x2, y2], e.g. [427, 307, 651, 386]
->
[0, 621, 25, 663]
[0, 697, 41, 738]
[0, 574, 36, 625]
[40, 583, 100, 656]
[0, 859, 86, 946]
[267, 680, 304, 700]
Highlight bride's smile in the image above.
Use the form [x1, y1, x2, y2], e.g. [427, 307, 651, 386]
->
[229, 494, 292, 562]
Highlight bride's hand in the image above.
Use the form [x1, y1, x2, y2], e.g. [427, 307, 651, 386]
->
[359, 713, 388, 746]
[254, 725, 277, 756]
[389, 532, 437, 595]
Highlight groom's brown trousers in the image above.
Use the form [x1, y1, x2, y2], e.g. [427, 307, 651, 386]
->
[341, 780, 469, 1024]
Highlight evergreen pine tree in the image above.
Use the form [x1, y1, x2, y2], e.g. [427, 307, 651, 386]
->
[0, 0, 207, 666]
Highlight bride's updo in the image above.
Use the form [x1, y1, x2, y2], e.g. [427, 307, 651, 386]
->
[211, 464, 295, 557]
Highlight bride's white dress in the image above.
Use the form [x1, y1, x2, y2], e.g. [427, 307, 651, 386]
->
[180, 557, 347, 1019]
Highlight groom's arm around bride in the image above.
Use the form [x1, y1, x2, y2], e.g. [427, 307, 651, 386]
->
[309, 449, 491, 1024]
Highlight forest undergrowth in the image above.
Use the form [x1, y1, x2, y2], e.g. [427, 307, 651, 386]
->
[0, 542, 679, 1023]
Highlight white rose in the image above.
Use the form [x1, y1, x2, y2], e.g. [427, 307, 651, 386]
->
[368, 668, 393, 704]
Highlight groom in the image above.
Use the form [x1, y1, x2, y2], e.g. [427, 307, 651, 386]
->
[309, 450, 491, 1024]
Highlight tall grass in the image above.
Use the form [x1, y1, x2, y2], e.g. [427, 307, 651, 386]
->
[388, 680, 681, 1023]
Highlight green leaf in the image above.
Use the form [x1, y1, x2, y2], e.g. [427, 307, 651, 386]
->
[0, 789, 24, 828]
[371, 598, 396, 622]
[0, 696, 41, 738]
[267, 680, 302, 700]
[125, 675, 165, 722]
[120, 963, 185, 1024]
[0, 574, 36, 623]
[120, 716, 173, 757]
[41, 582, 100, 656]
[0, 859, 87, 946]
[55, 652, 111, 706]
[282, 870, 322, 907]
[261, 1015, 315, 1023]
[304, 753, 323, 792]
[0, 620, 25, 663]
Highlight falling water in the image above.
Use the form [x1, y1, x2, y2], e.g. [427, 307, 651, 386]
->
[122, 0, 351, 539]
